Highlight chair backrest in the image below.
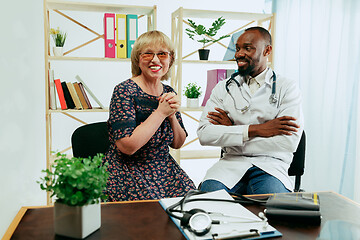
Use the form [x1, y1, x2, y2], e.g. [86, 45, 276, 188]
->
[71, 122, 110, 158]
[288, 131, 306, 191]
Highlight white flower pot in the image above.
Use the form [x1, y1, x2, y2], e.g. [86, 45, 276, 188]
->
[54, 202, 101, 239]
[53, 47, 64, 56]
[187, 98, 199, 108]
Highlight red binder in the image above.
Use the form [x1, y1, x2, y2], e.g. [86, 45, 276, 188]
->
[54, 79, 67, 110]
[104, 13, 116, 58]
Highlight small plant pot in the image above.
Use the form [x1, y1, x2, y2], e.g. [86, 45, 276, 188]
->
[53, 47, 64, 56]
[187, 98, 199, 108]
[198, 49, 210, 60]
[54, 202, 101, 239]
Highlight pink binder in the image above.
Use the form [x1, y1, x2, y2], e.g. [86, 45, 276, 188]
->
[202, 69, 227, 106]
[104, 13, 116, 58]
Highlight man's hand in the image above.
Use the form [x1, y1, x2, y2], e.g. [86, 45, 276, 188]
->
[249, 116, 299, 138]
[207, 107, 233, 126]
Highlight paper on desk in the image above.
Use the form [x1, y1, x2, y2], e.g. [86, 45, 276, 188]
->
[159, 190, 280, 240]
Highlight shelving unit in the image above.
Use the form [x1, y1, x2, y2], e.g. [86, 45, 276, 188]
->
[43, 0, 157, 205]
[170, 7, 275, 163]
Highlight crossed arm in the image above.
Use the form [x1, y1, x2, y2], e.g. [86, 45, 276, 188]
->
[207, 107, 300, 138]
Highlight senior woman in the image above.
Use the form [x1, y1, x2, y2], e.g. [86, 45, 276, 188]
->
[103, 30, 196, 201]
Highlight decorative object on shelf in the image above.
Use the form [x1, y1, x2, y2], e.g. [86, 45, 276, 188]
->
[185, 17, 230, 60]
[223, 30, 244, 61]
[50, 27, 67, 56]
[38, 152, 109, 239]
[184, 82, 202, 108]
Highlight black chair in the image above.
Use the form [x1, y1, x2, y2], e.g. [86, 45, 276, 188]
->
[71, 122, 110, 158]
[288, 131, 306, 192]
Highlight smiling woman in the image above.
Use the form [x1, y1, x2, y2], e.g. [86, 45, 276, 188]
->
[102, 30, 196, 202]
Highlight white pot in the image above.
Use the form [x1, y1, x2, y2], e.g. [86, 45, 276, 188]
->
[187, 98, 199, 108]
[54, 202, 101, 239]
[53, 46, 64, 56]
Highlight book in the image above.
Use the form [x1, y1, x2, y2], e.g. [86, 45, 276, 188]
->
[61, 81, 75, 109]
[202, 69, 227, 106]
[54, 79, 67, 110]
[75, 75, 104, 108]
[67, 82, 83, 110]
[49, 69, 57, 110]
[73, 82, 89, 109]
[78, 82, 92, 109]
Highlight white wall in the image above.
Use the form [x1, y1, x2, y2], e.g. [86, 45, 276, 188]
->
[0, 0, 268, 237]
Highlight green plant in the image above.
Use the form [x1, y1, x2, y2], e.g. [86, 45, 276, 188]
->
[38, 152, 109, 206]
[184, 83, 202, 98]
[50, 27, 67, 47]
[185, 17, 230, 49]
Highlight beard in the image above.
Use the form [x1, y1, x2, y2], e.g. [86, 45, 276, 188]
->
[237, 61, 255, 77]
[236, 53, 261, 77]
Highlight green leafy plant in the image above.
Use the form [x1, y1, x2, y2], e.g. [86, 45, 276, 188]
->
[185, 17, 230, 49]
[38, 152, 109, 206]
[50, 27, 67, 47]
[184, 83, 202, 98]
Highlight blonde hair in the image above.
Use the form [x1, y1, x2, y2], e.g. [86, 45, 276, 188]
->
[131, 30, 175, 80]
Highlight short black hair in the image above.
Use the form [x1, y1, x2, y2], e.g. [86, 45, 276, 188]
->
[245, 26, 272, 46]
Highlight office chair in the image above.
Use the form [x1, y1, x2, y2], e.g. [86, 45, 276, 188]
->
[288, 131, 306, 192]
[71, 122, 110, 158]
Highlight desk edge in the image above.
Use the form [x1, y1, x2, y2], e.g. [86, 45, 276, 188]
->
[2, 207, 28, 240]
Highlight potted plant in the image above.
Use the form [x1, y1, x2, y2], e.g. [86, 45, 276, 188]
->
[185, 17, 230, 60]
[184, 83, 202, 108]
[38, 152, 109, 239]
[50, 27, 67, 56]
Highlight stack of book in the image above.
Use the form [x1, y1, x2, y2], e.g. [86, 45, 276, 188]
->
[49, 71, 104, 110]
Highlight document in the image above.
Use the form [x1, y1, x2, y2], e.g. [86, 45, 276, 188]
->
[159, 190, 281, 240]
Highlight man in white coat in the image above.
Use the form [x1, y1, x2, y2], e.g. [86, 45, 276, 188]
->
[197, 27, 304, 194]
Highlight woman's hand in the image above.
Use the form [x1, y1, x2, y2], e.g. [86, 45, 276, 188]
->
[158, 92, 180, 118]
[157, 93, 176, 117]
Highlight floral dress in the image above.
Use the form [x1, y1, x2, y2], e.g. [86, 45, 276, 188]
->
[103, 79, 196, 201]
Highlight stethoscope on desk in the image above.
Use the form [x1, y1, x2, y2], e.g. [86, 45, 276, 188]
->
[225, 71, 278, 112]
[165, 190, 268, 237]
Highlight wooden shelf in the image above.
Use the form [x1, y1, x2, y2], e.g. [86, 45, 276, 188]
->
[48, 56, 131, 62]
[49, 108, 109, 113]
[46, 0, 156, 15]
[181, 60, 236, 64]
[173, 7, 273, 21]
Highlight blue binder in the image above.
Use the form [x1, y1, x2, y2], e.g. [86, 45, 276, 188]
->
[126, 14, 138, 57]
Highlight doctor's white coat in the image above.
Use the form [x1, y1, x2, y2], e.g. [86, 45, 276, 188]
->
[197, 68, 304, 191]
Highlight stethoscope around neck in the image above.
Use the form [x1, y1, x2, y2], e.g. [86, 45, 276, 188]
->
[225, 71, 278, 112]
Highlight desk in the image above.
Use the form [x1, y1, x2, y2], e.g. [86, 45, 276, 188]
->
[4, 191, 360, 240]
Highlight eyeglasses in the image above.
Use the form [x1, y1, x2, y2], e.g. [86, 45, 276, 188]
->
[140, 52, 171, 61]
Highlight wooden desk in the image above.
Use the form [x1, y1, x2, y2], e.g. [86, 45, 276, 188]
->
[4, 192, 360, 240]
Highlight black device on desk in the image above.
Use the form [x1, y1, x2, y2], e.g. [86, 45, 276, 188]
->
[264, 192, 321, 225]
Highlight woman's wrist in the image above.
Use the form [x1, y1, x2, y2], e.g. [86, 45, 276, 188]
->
[153, 108, 168, 119]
